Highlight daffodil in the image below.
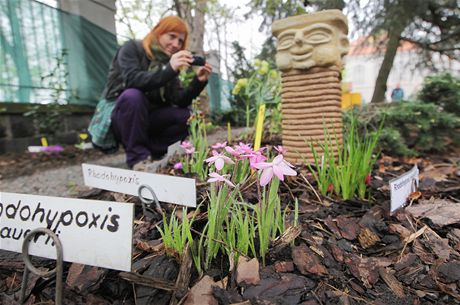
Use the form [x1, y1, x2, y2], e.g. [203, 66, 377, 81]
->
[258, 60, 269, 75]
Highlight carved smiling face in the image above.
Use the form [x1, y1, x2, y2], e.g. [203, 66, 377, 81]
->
[272, 11, 349, 72]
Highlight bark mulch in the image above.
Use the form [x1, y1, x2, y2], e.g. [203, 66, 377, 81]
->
[0, 151, 459, 305]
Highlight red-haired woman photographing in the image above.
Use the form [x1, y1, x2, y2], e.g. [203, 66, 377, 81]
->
[89, 16, 212, 170]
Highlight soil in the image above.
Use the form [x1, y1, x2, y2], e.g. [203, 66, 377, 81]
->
[0, 145, 112, 180]
[0, 140, 459, 305]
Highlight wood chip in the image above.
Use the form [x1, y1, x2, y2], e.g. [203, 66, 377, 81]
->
[378, 267, 405, 298]
[358, 227, 380, 249]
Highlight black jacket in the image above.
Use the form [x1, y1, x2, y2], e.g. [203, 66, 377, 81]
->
[102, 40, 206, 108]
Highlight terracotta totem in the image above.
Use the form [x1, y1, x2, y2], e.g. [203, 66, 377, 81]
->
[272, 10, 349, 164]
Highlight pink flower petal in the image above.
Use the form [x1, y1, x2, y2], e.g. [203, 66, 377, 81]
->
[215, 158, 224, 170]
[281, 165, 297, 177]
[273, 165, 285, 181]
[259, 167, 274, 186]
[253, 161, 272, 170]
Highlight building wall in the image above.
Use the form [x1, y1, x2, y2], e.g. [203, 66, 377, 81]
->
[344, 50, 460, 103]
[59, 0, 116, 34]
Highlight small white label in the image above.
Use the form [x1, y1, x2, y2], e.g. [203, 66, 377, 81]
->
[82, 164, 196, 207]
[0, 192, 133, 271]
[27, 146, 43, 153]
[389, 165, 419, 213]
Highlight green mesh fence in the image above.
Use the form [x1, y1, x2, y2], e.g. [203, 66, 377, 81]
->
[207, 72, 232, 113]
[0, 0, 117, 106]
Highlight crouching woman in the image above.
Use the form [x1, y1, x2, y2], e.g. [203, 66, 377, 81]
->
[89, 15, 211, 169]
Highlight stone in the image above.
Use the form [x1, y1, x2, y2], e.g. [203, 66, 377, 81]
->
[272, 10, 349, 164]
[272, 10, 349, 72]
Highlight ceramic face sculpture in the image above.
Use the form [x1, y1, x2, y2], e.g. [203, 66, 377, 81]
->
[272, 10, 349, 71]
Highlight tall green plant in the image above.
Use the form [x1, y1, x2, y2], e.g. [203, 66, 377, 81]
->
[306, 117, 382, 200]
[231, 60, 281, 128]
[179, 100, 209, 180]
[157, 208, 194, 260]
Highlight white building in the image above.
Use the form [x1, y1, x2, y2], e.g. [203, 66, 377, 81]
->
[344, 37, 460, 103]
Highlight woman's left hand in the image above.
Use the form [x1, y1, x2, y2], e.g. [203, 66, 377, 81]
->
[196, 63, 212, 82]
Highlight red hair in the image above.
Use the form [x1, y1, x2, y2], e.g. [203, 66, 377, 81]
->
[142, 16, 189, 59]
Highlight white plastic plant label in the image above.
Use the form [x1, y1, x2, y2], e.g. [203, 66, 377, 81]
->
[0, 192, 133, 271]
[389, 165, 419, 213]
[82, 163, 196, 208]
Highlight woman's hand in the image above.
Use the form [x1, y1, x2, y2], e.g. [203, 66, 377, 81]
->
[196, 62, 213, 82]
[169, 50, 193, 72]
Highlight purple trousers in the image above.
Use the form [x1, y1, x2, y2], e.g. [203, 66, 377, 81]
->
[111, 89, 190, 168]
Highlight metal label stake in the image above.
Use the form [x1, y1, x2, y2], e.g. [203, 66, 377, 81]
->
[21, 228, 63, 305]
[138, 184, 162, 217]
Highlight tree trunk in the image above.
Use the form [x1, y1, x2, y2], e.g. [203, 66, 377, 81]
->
[173, 0, 206, 55]
[370, 25, 405, 104]
[189, 0, 206, 55]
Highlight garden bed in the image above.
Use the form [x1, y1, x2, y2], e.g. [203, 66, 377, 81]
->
[0, 141, 459, 305]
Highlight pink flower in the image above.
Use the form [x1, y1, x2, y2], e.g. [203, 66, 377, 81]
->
[327, 184, 334, 193]
[211, 141, 227, 150]
[174, 162, 183, 170]
[185, 147, 195, 155]
[274, 145, 286, 155]
[248, 152, 267, 169]
[253, 154, 297, 186]
[207, 172, 235, 187]
[42, 145, 63, 154]
[180, 141, 193, 150]
[205, 151, 234, 170]
[225, 146, 242, 159]
[237, 142, 253, 154]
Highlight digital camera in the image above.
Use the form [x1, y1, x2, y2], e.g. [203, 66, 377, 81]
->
[191, 55, 206, 66]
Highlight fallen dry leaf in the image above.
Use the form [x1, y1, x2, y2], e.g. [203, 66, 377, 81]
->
[236, 257, 260, 285]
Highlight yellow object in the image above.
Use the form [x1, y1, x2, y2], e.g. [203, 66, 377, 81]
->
[227, 122, 231, 144]
[79, 133, 89, 141]
[40, 137, 48, 147]
[254, 104, 266, 151]
[341, 92, 362, 109]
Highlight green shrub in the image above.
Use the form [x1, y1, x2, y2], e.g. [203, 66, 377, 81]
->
[344, 101, 460, 156]
[418, 73, 460, 116]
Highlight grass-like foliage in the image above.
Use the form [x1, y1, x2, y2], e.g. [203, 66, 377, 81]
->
[306, 117, 382, 200]
[179, 100, 209, 180]
[162, 143, 299, 273]
[203, 183, 238, 269]
[250, 178, 286, 265]
[156, 208, 194, 260]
